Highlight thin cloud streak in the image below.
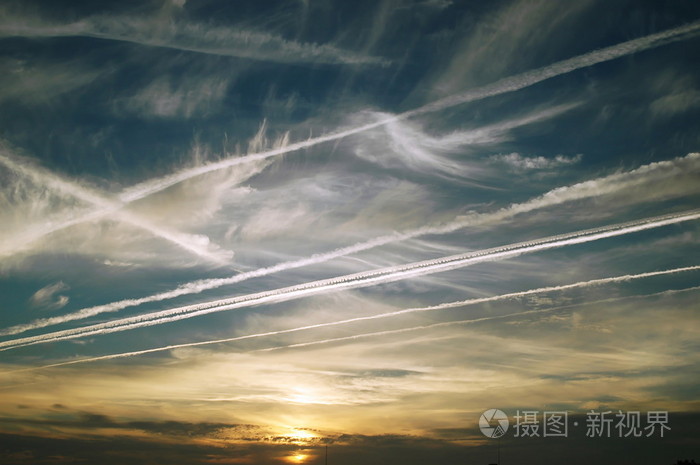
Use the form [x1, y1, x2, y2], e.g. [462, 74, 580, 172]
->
[407, 19, 700, 117]
[256, 286, 700, 353]
[3, 152, 696, 337]
[0, 14, 387, 66]
[4, 267, 698, 372]
[0, 21, 697, 257]
[1, 210, 698, 351]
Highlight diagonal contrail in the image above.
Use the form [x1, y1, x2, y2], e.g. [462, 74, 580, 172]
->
[0, 17, 388, 66]
[0, 151, 233, 265]
[118, 19, 700, 197]
[3, 151, 696, 337]
[3, 268, 698, 373]
[1, 209, 698, 351]
[254, 286, 700, 353]
[0, 125, 282, 259]
[1, 20, 698, 259]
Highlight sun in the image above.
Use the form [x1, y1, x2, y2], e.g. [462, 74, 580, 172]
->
[286, 452, 310, 464]
[289, 428, 317, 441]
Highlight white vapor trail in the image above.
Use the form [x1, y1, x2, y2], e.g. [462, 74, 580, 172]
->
[0, 123, 283, 260]
[3, 152, 697, 337]
[255, 286, 700, 353]
[0, 16, 388, 66]
[0, 151, 232, 265]
[4, 267, 698, 372]
[1, 209, 698, 351]
[116, 20, 700, 197]
[1, 20, 698, 258]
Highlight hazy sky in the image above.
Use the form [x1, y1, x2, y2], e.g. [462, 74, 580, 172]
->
[0, 1, 699, 464]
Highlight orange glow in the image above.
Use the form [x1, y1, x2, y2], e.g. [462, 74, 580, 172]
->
[287, 453, 308, 463]
[289, 428, 316, 441]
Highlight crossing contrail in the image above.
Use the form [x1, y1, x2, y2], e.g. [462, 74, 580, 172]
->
[2, 152, 696, 337]
[3, 267, 698, 373]
[0, 126, 281, 260]
[0, 151, 233, 265]
[1, 20, 698, 259]
[1, 209, 698, 351]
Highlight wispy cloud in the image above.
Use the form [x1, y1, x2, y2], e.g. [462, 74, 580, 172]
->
[648, 69, 700, 118]
[28, 282, 70, 312]
[1, 21, 695, 265]
[105, 18, 700, 194]
[0, 10, 387, 66]
[10, 266, 698, 371]
[1, 2, 700, 462]
[2, 152, 698, 337]
[256, 286, 700, 354]
[2, 209, 698, 351]
[115, 74, 231, 119]
[351, 103, 579, 178]
[0, 58, 101, 106]
[491, 152, 583, 171]
[427, 0, 595, 96]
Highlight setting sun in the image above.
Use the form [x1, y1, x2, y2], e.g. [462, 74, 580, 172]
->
[287, 453, 308, 464]
[289, 428, 317, 441]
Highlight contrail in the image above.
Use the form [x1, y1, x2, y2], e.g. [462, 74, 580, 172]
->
[3, 152, 696, 337]
[0, 17, 388, 66]
[4, 267, 698, 373]
[0, 151, 232, 265]
[0, 125, 282, 260]
[254, 286, 700, 353]
[2, 20, 698, 257]
[1, 210, 698, 351]
[119, 20, 700, 196]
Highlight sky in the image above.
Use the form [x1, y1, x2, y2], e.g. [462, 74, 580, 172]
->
[0, 0, 699, 464]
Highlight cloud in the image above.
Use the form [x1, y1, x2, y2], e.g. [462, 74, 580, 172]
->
[490, 152, 583, 171]
[0, 120, 290, 268]
[1, 3, 700, 465]
[0, 9, 387, 66]
[0, 16, 693, 236]
[650, 89, 700, 117]
[351, 103, 578, 179]
[425, 0, 596, 97]
[28, 282, 69, 311]
[0, 18, 690, 266]
[3, 151, 698, 338]
[29, 265, 695, 370]
[115, 74, 231, 119]
[0, 147, 234, 266]
[4, 287, 698, 440]
[0, 58, 101, 106]
[3, 209, 698, 354]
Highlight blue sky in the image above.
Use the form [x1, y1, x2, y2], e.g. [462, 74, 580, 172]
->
[0, 1, 699, 464]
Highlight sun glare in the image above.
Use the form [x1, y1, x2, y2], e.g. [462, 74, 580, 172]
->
[289, 428, 316, 440]
[287, 453, 309, 464]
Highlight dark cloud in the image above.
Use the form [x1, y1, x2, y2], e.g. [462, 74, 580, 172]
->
[3, 420, 698, 465]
